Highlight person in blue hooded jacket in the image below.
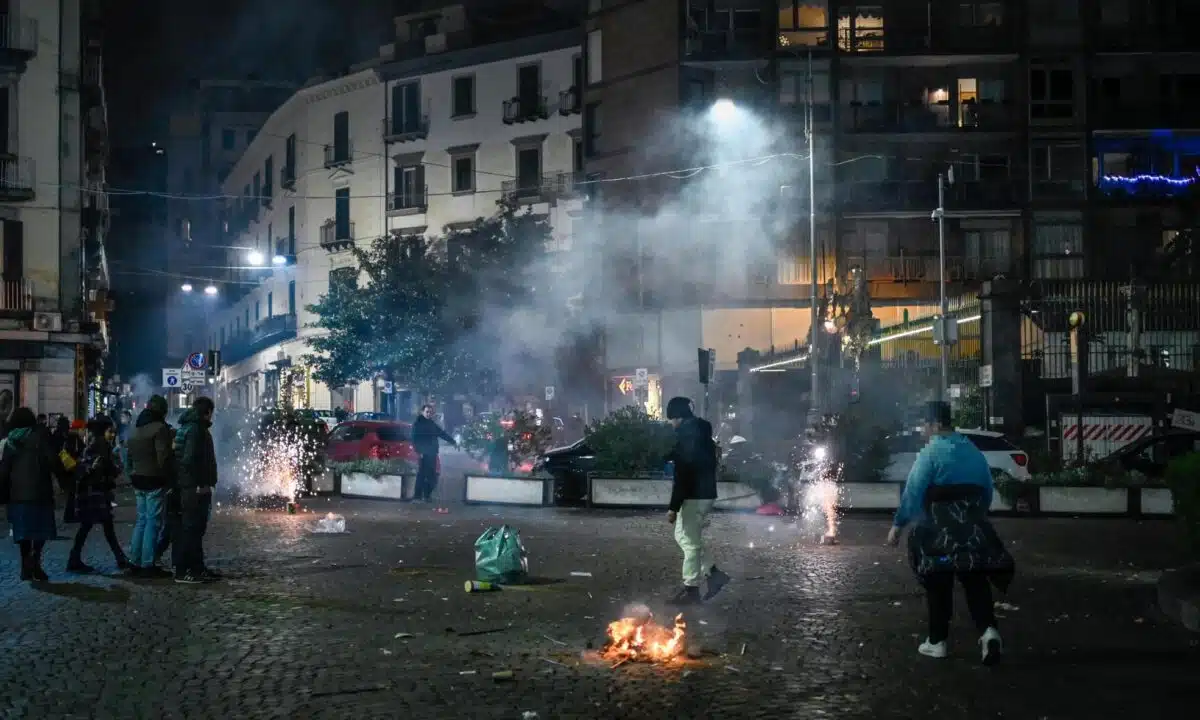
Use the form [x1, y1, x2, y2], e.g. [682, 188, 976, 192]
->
[887, 401, 1013, 666]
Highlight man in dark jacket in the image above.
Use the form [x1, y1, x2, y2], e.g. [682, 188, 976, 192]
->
[664, 396, 729, 605]
[124, 395, 174, 577]
[172, 397, 219, 584]
[412, 404, 455, 502]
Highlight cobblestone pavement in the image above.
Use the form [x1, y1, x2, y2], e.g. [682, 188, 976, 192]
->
[1, 495, 1197, 720]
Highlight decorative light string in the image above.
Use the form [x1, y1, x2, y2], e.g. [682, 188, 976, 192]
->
[1098, 168, 1200, 187]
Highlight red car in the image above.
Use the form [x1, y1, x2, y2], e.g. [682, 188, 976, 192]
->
[327, 421, 425, 465]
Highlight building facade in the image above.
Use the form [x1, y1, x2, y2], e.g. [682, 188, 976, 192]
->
[582, 0, 1200, 413]
[208, 4, 583, 413]
[0, 0, 110, 421]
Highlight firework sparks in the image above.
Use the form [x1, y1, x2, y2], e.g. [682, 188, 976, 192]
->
[232, 422, 320, 507]
[793, 446, 842, 543]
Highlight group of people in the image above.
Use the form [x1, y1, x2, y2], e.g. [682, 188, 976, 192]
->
[0, 395, 221, 585]
[663, 396, 1013, 666]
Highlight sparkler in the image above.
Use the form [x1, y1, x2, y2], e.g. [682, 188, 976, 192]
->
[792, 444, 841, 544]
[230, 421, 320, 508]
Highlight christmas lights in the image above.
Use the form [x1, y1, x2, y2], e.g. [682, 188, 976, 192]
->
[1098, 169, 1200, 188]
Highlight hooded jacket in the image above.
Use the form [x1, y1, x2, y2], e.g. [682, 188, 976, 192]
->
[173, 408, 218, 490]
[125, 408, 175, 490]
[0, 426, 66, 505]
[667, 416, 718, 513]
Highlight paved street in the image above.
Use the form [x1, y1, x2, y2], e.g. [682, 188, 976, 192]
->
[2, 491, 1197, 719]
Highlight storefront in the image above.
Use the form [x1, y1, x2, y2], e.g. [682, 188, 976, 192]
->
[609, 372, 663, 418]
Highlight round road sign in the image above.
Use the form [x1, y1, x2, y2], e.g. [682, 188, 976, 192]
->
[186, 352, 207, 371]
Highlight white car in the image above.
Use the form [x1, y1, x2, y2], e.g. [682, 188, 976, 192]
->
[884, 428, 1031, 483]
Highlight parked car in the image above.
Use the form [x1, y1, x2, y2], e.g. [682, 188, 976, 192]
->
[884, 428, 1032, 482]
[533, 439, 597, 503]
[1100, 428, 1200, 480]
[350, 412, 391, 422]
[296, 408, 338, 432]
[326, 421, 431, 469]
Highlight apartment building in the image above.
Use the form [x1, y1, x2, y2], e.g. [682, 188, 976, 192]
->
[583, 0, 1200, 411]
[0, 0, 111, 420]
[208, 3, 582, 412]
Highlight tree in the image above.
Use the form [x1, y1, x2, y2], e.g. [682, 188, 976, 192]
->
[304, 267, 374, 390]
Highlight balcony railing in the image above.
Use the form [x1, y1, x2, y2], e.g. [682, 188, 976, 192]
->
[502, 96, 549, 124]
[383, 115, 429, 141]
[1092, 102, 1200, 131]
[558, 87, 581, 115]
[0, 279, 33, 312]
[840, 180, 1018, 213]
[502, 177, 556, 202]
[388, 186, 428, 213]
[842, 102, 1015, 133]
[547, 171, 586, 197]
[842, 255, 1009, 284]
[281, 165, 296, 190]
[0, 155, 35, 200]
[683, 27, 764, 62]
[0, 14, 38, 59]
[221, 313, 298, 366]
[319, 220, 355, 249]
[323, 142, 353, 169]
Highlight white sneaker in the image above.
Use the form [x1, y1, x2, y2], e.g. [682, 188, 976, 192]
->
[918, 639, 948, 658]
[979, 627, 1002, 665]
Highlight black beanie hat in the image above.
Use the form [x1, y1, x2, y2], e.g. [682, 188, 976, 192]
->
[665, 397, 694, 420]
[923, 400, 952, 428]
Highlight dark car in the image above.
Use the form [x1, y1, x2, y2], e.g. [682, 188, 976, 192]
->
[534, 440, 597, 503]
[1103, 429, 1200, 479]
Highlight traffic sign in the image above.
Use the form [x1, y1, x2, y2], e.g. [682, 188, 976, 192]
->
[182, 369, 207, 382]
[1172, 408, 1200, 431]
[617, 377, 633, 395]
[162, 369, 182, 389]
[186, 352, 207, 371]
[978, 364, 993, 388]
[545, 386, 555, 401]
[634, 368, 649, 387]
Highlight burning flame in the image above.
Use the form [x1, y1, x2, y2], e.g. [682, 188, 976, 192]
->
[603, 611, 686, 663]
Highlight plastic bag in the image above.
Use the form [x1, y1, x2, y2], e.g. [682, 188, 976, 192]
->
[474, 525, 528, 584]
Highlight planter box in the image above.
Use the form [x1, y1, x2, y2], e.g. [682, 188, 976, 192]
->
[838, 482, 902, 511]
[1038, 486, 1128, 515]
[464, 474, 549, 507]
[587, 477, 761, 511]
[341, 472, 414, 501]
[1140, 487, 1175, 516]
[312, 468, 336, 494]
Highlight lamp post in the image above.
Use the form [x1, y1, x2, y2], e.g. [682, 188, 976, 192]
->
[805, 51, 819, 424]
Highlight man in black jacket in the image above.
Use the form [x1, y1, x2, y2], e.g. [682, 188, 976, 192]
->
[665, 396, 730, 605]
[412, 404, 455, 502]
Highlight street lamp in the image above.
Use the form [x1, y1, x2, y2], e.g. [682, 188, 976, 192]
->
[247, 250, 265, 266]
[271, 254, 288, 266]
[710, 98, 737, 122]
[180, 283, 193, 293]
[203, 284, 218, 296]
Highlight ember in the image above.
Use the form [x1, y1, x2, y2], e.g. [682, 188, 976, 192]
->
[602, 611, 687, 663]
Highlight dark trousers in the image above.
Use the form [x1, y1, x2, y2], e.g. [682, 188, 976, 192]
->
[415, 454, 438, 500]
[925, 571, 997, 644]
[62, 483, 78, 524]
[173, 490, 212, 575]
[71, 518, 124, 562]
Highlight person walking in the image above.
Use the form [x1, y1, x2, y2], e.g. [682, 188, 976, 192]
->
[172, 397, 219, 584]
[664, 397, 730, 606]
[67, 416, 131, 573]
[124, 395, 174, 578]
[887, 400, 1014, 665]
[51, 417, 85, 524]
[0, 408, 69, 581]
[412, 404, 455, 503]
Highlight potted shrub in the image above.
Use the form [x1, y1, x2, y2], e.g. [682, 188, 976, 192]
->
[330, 457, 416, 500]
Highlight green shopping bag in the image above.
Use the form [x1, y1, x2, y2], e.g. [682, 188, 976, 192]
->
[474, 525, 529, 584]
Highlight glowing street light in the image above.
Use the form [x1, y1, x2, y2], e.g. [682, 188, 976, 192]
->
[180, 283, 193, 293]
[271, 254, 288, 266]
[247, 250, 265, 266]
[710, 98, 737, 122]
[203, 285, 218, 296]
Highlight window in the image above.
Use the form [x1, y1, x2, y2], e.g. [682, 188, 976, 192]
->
[287, 206, 296, 256]
[780, 68, 832, 122]
[517, 64, 541, 105]
[288, 280, 296, 314]
[330, 266, 357, 292]
[267, 292, 273, 316]
[263, 156, 274, 199]
[255, 300, 260, 321]
[284, 134, 296, 179]
[2, 219, 23, 281]
[330, 424, 366, 442]
[1031, 142, 1084, 196]
[394, 165, 425, 208]
[451, 154, 474, 193]
[837, 4, 884, 52]
[573, 138, 584, 173]
[1030, 66, 1074, 120]
[334, 188, 350, 239]
[573, 55, 583, 90]
[1032, 220, 1085, 278]
[963, 229, 1011, 275]
[252, 172, 261, 206]
[779, 1, 830, 48]
[451, 76, 475, 117]
[375, 426, 411, 442]
[958, 2, 1003, 26]
[516, 147, 541, 192]
[243, 308, 249, 329]
[222, 128, 235, 150]
[584, 102, 600, 156]
[332, 111, 350, 163]
[587, 30, 602, 84]
[390, 83, 421, 133]
[965, 433, 1016, 452]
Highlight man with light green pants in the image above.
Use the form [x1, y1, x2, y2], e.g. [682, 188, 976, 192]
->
[665, 397, 731, 606]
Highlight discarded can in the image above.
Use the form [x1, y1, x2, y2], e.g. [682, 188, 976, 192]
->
[465, 580, 498, 593]
[491, 670, 514, 682]
[285, 502, 297, 515]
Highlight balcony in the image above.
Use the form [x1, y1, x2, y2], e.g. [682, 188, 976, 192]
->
[0, 14, 38, 68]
[1092, 102, 1200, 132]
[840, 180, 1018, 214]
[842, 102, 1016, 133]
[683, 27, 764, 63]
[383, 115, 429, 143]
[547, 171, 586, 198]
[323, 142, 353, 170]
[558, 87, 581, 115]
[503, 96, 549, 124]
[261, 185, 273, 208]
[0, 279, 33, 313]
[844, 255, 1009, 285]
[281, 165, 296, 190]
[319, 219, 355, 252]
[221, 314, 298, 366]
[502, 177, 554, 203]
[1094, 173, 1200, 205]
[0, 155, 35, 201]
[388, 186, 428, 215]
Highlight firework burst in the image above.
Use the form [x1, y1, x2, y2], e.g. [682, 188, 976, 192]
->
[231, 421, 322, 509]
[791, 446, 842, 543]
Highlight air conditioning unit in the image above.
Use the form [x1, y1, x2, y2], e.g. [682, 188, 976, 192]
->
[33, 312, 64, 332]
[424, 33, 446, 54]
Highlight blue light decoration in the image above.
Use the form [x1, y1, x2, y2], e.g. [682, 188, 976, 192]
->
[1099, 168, 1200, 189]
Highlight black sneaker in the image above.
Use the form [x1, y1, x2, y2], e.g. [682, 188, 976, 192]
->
[667, 585, 702, 606]
[704, 566, 731, 601]
[174, 572, 203, 585]
[126, 566, 144, 578]
[66, 560, 96, 574]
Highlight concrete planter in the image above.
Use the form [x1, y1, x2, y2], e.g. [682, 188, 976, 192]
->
[340, 472, 415, 501]
[713, 482, 761, 511]
[587, 477, 761, 511]
[989, 491, 1015, 513]
[312, 468, 337, 494]
[464, 474, 550, 507]
[1038, 486, 1128, 515]
[1139, 487, 1175, 516]
[837, 482, 902, 511]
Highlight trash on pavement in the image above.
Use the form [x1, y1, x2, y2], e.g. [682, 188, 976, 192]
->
[459, 670, 477, 676]
[394, 632, 414, 639]
[313, 513, 346, 533]
[492, 670, 514, 682]
[522, 712, 539, 720]
[570, 571, 592, 577]
[474, 525, 529, 584]
[465, 580, 499, 593]
[542, 634, 567, 646]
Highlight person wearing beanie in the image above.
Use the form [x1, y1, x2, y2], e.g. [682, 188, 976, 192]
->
[1, 407, 69, 581]
[124, 395, 175, 578]
[887, 400, 1013, 666]
[664, 396, 729, 606]
[52, 417, 86, 524]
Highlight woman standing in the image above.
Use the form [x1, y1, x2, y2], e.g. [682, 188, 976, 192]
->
[887, 401, 1014, 665]
[67, 416, 130, 573]
[0, 407, 68, 581]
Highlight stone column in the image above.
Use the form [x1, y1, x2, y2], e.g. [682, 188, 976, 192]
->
[980, 278, 1023, 437]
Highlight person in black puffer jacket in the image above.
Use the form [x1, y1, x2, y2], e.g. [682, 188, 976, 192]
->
[0, 407, 69, 581]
